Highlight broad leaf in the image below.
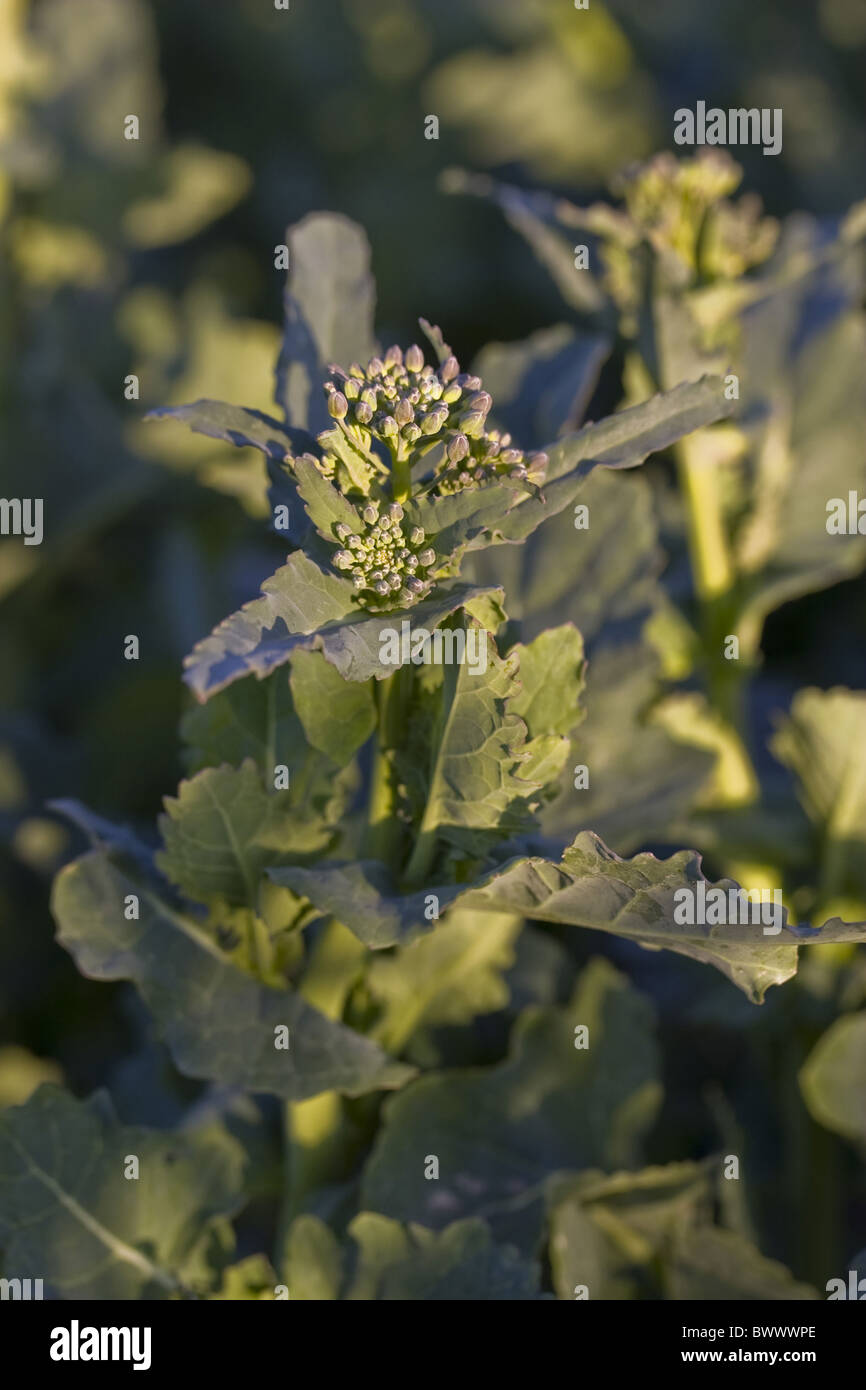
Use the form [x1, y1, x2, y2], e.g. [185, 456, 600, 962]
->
[157, 760, 334, 908]
[183, 548, 498, 699]
[665, 1227, 818, 1300]
[289, 649, 376, 765]
[800, 1013, 866, 1144]
[145, 399, 310, 461]
[361, 959, 661, 1250]
[368, 909, 523, 1055]
[275, 213, 377, 432]
[473, 324, 611, 442]
[286, 1212, 545, 1300]
[772, 688, 866, 902]
[0, 1086, 245, 1299]
[51, 852, 413, 1101]
[547, 1162, 715, 1300]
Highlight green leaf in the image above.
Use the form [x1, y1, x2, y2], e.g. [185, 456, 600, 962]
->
[547, 1162, 715, 1300]
[273, 828, 866, 1000]
[0, 1086, 245, 1299]
[404, 376, 733, 562]
[665, 1227, 818, 1300]
[405, 631, 549, 865]
[368, 909, 523, 1054]
[361, 959, 661, 1249]
[284, 1213, 343, 1299]
[473, 324, 611, 442]
[289, 650, 376, 765]
[287, 1212, 546, 1300]
[180, 670, 302, 773]
[157, 760, 334, 909]
[509, 625, 585, 738]
[183, 547, 498, 699]
[772, 688, 866, 900]
[51, 851, 413, 1100]
[276, 213, 377, 432]
[800, 1013, 866, 1144]
[455, 831, 858, 1004]
[145, 399, 310, 461]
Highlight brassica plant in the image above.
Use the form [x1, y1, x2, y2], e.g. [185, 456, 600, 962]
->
[2, 183, 865, 1301]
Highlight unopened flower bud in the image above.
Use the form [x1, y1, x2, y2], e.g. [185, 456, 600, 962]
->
[441, 355, 460, 383]
[363, 504, 379, 525]
[333, 549, 354, 569]
[460, 411, 485, 436]
[417, 548, 436, 568]
[380, 415, 398, 437]
[368, 357, 385, 377]
[374, 580, 390, 596]
[328, 391, 348, 420]
[385, 345, 403, 367]
[448, 433, 469, 464]
[335, 522, 352, 540]
[442, 385, 462, 404]
[402, 423, 422, 444]
[529, 451, 549, 471]
[468, 392, 492, 415]
[405, 344, 424, 371]
[406, 577, 425, 594]
[388, 502, 404, 522]
[354, 401, 373, 424]
[395, 398, 414, 426]
[410, 526, 425, 545]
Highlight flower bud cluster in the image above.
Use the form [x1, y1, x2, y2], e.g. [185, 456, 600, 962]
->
[330, 501, 438, 611]
[319, 343, 548, 496]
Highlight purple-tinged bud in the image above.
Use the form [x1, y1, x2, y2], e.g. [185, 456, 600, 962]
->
[529, 451, 549, 471]
[468, 392, 492, 415]
[388, 502, 404, 522]
[374, 580, 390, 596]
[417, 548, 436, 568]
[387, 572, 401, 590]
[395, 398, 414, 426]
[367, 356, 385, 377]
[355, 401, 373, 425]
[441, 355, 460, 383]
[405, 344, 424, 371]
[385, 345, 403, 367]
[448, 433, 469, 463]
[406, 577, 425, 594]
[328, 391, 349, 420]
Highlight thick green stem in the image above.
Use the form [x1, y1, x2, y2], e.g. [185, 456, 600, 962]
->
[674, 434, 758, 802]
[361, 667, 412, 869]
[275, 919, 365, 1278]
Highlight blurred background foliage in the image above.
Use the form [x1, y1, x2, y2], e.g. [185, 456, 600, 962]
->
[1, 0, 865, 1294]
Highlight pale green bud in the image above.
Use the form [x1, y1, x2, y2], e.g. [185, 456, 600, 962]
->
[410, 526, 425, 545]
[418, 548, 436, 567]
[328, 390, 348, 420]
[405, 344, 424, 371]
